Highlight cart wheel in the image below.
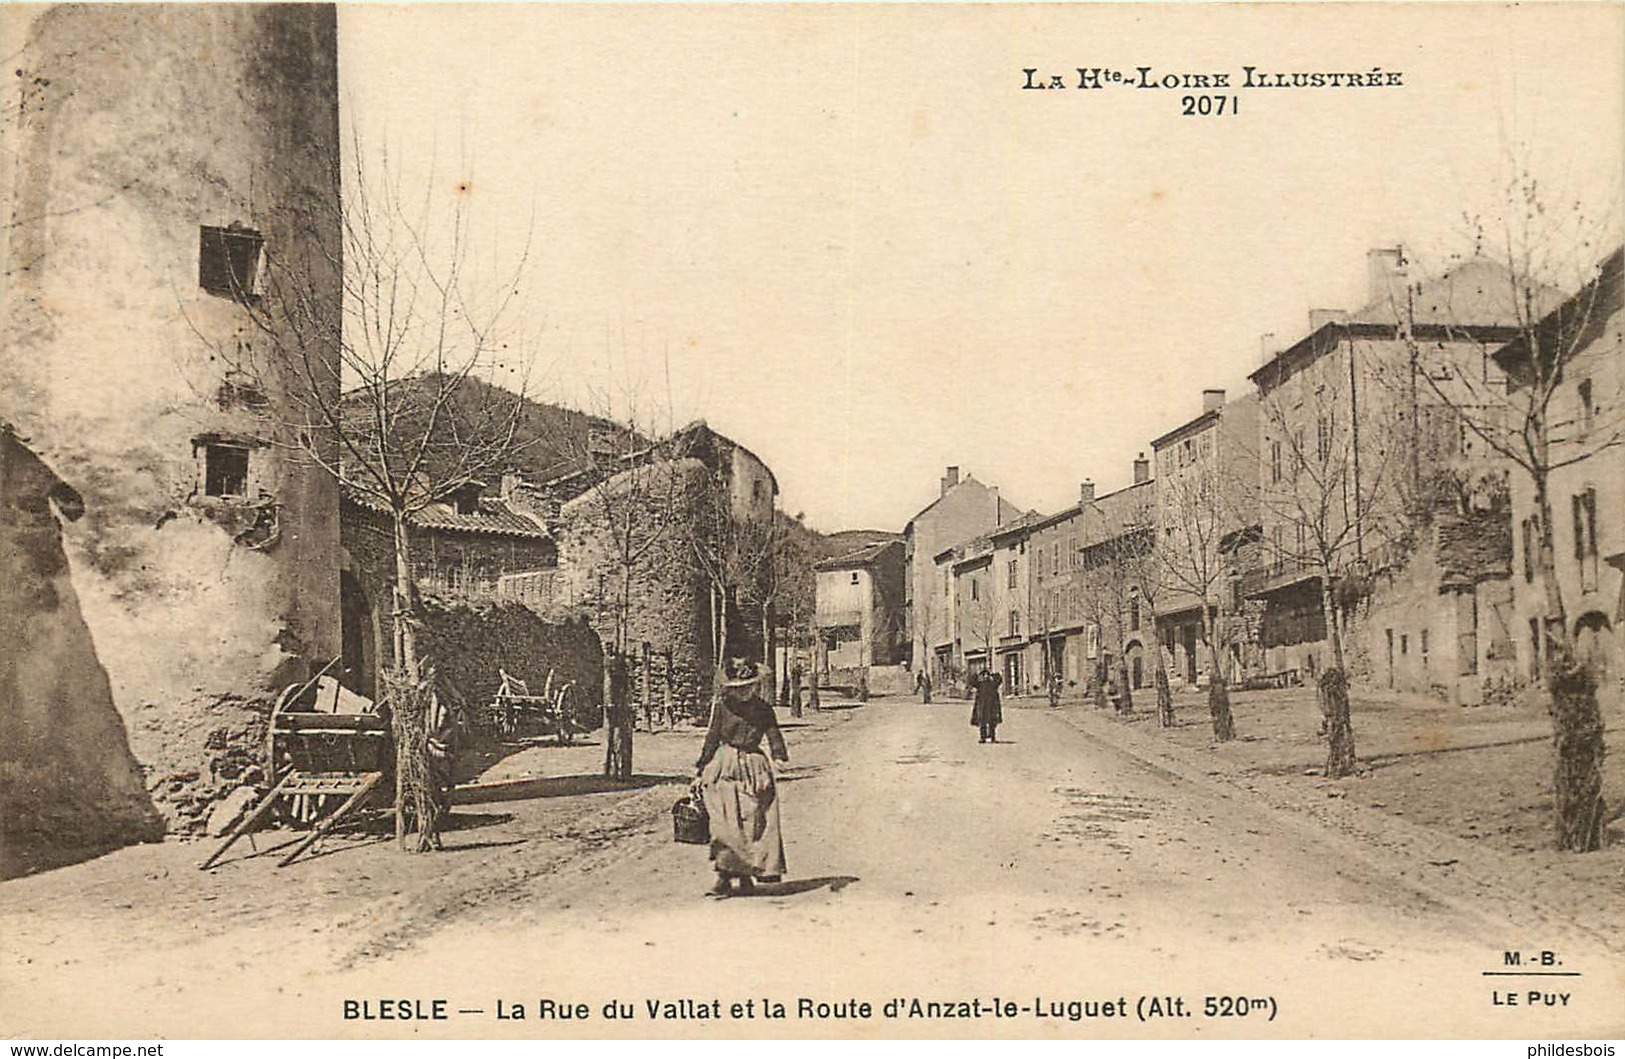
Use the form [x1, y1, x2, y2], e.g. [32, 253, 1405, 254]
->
[556, 685, 577, 745]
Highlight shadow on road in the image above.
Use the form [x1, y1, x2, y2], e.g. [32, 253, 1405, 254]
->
[453, 773, 685, 805]
[749, 875, 859, 897]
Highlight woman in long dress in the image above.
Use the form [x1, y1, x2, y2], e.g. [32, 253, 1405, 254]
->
[694, 660, 789, 898]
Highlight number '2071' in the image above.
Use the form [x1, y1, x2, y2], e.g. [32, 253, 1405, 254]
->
[1182, 94, 1238, 116]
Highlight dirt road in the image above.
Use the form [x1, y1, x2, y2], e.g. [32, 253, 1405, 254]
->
[3, 698, 1621, 1038]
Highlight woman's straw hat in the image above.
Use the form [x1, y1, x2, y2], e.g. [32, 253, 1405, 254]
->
[721, 658, 761, 688]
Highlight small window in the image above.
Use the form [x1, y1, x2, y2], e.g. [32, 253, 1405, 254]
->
[849, 571, 860, 585]
[199, 225, 264, 302]
[1578, 378, 1594, 435]
[203, 442, 250, 498]
[1007, 560, 1017, 589]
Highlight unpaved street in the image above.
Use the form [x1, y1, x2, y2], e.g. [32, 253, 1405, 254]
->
[3, 698, 1621, 1039]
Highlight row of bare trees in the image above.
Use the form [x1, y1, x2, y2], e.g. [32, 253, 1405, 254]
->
[984, 176, 1618, 851]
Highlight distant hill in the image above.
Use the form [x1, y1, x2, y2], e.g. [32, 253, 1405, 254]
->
[816, 528, 903, 560]
[338, 373, 643, 489]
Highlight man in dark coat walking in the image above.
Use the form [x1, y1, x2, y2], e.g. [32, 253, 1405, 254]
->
[970, 669, 1003, 743]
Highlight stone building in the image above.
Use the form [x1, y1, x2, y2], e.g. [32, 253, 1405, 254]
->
[1497, 246, 1625, 701]
[1243, 249, 1533, 684]
[1073, 475, 1157, 695]
[904, 466, 1022, 677]
[946, 537, 996, 681]
[813, 537, 906, 685]
[1025, 463, 1155, 695]
[1150, 389, 1261, 687]
[551, 421, 779, 716]
[339, 482, 558, 701]
[0, 6, 342, 838]
[987, 515, 1042, 694]
[1025, 484, 1096, 693]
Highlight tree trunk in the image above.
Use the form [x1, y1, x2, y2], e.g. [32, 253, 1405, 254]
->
[1318, 577, 1355, 777]
[762, 604, 776, 704]
[389, 514, 431, 849]
[1092, 657, 1109, 710]
[1532, 474, 1605, 851]
[1549, 647, 1605, 851]
[807, 632, 821, 711]
[1201, 601, 1235, 741]
[1115, 655, 1134, 715]
[1146, 601, 1173, 727]
[602, 656, 633, 781]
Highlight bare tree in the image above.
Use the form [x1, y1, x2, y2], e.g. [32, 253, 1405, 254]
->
[1116, 489, 1175, 726]
[1156, 448, 1245, 740]
[1254, 376, 1406, 778]
[207, 141, 537, 850]
[1029, 576, 1064, 706]
[548, 386, 689, 780]
[1394, 190, 1621, 850]
[912, 563, 942, 689]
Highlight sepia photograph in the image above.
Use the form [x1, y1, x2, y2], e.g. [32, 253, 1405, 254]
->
[1, 1, 1622, 1043]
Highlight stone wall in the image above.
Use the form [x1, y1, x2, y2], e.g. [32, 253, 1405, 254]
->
[418, 597, 603, 736]
[555, 458, 717, 720]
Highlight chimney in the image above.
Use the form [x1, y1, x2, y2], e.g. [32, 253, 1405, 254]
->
[940, 465, 960, 497]
[1132, 452, 1150, 485]
[1080, 479, 1095, 504]
[1367, 246, 1404, 307]
[1201, 388, 1226, 414]
[1309, 308, 1349, 331]
[1260, 332, 1277, 365]
[992, 486, 1002, 526]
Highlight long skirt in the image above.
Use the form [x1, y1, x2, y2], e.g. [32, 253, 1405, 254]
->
[699, 744, 786, 878]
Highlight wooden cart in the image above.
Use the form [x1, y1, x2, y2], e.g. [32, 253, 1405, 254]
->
[485, 667, 582, 745]
[200, 662, 391, 870]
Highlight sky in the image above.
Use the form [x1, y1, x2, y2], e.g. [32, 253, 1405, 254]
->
[337, 3, 1624, 534]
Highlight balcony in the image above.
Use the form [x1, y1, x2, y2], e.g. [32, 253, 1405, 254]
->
[1237, 555, 1319, 598]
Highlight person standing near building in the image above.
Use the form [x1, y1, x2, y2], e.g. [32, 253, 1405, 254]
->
[970, 668, 1003, 743]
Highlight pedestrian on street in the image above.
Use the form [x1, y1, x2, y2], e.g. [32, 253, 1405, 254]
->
[694, 658, 789, 898]
[970, 668, 1004, 743]
[916, 668, 933, 704]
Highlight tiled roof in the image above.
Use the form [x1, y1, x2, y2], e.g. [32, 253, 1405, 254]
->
[814, 539, 900, 571]
[342, 488, 551, 540]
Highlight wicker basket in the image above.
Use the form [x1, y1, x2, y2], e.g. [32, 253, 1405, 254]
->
[671, 793, 709, 845]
